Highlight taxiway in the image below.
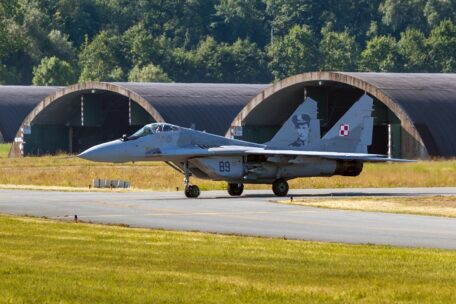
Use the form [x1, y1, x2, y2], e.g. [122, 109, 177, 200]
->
[0, 188, 455, 249]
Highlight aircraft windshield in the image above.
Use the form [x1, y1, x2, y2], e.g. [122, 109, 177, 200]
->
[129, 123, 180, 139]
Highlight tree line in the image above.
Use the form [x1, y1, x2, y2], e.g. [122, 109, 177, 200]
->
[1, 0, 456, 86]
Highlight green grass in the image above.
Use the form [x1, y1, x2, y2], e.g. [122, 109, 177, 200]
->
[281, 195, 456, 218]
[0, 143, 10, 158]
[1, 144, 456, 190]
[0, 215, 455, 303]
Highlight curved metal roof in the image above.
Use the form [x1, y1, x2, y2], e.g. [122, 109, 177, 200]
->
[113, 82, 269, 135]
[17, 82, 268, 136]
[10, 75, 456, 157]
[343, 73, 456, 156]
[0, 85, 60, 141]
[9, 82, 268, 156]
[229, 72, 456, 157]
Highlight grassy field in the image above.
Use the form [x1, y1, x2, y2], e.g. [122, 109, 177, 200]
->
[0, 214, 455, 303]
[281, 196, 456, 218]
[0, 143, 9, 158]
[1, 143, 456, 190]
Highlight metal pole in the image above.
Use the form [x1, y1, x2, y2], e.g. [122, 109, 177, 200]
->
[388, 123, 392, 158]
[80, 95, 84, 127]
[129, 98, 132, 126]
[68, 127, 73, 153]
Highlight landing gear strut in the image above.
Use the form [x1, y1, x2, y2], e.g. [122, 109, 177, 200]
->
[227, 183, 244, 196]
[272, 178, 289, 197]
[183, 161, 200, 198]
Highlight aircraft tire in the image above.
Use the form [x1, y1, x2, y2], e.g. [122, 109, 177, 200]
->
[227, 183, 244, 196]
[272, 179, 289, 197]
[185, 185, 200, 198]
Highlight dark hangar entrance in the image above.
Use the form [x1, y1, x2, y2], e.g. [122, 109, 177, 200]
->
[236, 81, 402, 157]
[23, 90, 154, 156]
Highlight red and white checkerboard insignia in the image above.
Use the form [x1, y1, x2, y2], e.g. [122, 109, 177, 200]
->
[339, 124, 350, 137]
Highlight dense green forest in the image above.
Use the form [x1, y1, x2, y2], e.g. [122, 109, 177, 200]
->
[1, 0, 456, 85]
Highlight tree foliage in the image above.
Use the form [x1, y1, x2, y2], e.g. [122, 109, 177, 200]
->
[128, 64, 171, 82]
[78, 31, 124, 82]
[1, 1, 456, 85]
[32, 56, 76, 85]
[188, 37, 269, 83]
[359, 35, 402, 72]
[379, 0, 427, 33]
[320, 28, 358, 71]
[213, 0, 267, 45]
[268, 25, 319, 79]
[398, 28, 428, 72]
[427, 20, 456, 72]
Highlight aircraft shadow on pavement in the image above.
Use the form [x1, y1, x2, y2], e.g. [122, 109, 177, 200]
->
[134, 192, 423, 202]
[240, 192, 422, 199]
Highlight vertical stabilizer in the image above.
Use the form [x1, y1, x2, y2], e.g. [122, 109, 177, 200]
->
[321, 94, 374, 153]
[265, 98, 321, 150]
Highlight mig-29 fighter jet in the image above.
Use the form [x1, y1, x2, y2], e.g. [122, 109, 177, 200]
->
[79, 94, 409, 198]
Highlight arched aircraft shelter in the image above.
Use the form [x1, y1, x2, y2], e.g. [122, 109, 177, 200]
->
[0, 85, 60, 143]
[228, 72, 456, 159]
[5, 73, 456, 159]
[9, 82, 267, 157]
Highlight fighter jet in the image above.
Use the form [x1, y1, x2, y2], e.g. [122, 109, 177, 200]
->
[79, 94, 410, 198]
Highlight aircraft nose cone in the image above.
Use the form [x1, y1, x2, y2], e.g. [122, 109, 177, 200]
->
[78, 140, 126, 162]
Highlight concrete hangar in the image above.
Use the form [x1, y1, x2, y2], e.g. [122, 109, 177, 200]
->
[2, 72, 456, 159]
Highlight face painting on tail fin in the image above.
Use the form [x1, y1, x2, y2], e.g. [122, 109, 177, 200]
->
[321, 94, 374, 153]
[265, 97, 321, 150]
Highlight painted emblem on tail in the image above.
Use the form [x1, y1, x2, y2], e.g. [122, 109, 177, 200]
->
[339, 124, 350, 137]
[289, 114, 311, 147]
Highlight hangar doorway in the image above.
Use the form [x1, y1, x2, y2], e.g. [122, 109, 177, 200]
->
[235, 81, 402, 157]
[22, 90, 154, 156]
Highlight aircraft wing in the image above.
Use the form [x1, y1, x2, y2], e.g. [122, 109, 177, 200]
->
[203, 146, 412, 162]
[160, 146, 412, 162]
[243, 149, 413, 162]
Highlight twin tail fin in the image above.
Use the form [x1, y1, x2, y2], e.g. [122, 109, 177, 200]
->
[265, 94, 374, 153]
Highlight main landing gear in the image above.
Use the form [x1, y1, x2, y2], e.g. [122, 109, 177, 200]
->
[227, 183, 244, 196]
[272, 178, 289, 197]
[183, 161, 200, 198]
[227, 180, 288, 197]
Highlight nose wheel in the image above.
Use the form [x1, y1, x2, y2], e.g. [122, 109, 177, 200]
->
[183, 161, 200, 198]
[185, 185, 200, 198]
[227, 183, 244, 196]
[272, 178, 289, 197]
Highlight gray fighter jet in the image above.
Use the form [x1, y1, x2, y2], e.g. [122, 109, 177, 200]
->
[79, 94, 410, 198]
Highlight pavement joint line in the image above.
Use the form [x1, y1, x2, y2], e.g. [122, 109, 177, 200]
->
[141, 210, 316, 216]
[83, 200, 319, 215]
[51, 214, 126, 219]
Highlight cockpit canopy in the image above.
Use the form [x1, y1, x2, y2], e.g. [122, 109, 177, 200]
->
[129, 123, 180, 139]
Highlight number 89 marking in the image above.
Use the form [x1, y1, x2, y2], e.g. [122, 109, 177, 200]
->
[219, 161, 231, 172]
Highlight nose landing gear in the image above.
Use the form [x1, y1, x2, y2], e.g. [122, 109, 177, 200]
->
[183, 161, 200, 198]
[185, 185, 200, 198]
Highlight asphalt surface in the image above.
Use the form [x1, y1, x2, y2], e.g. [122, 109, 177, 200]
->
[1, 188, 456, 249]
